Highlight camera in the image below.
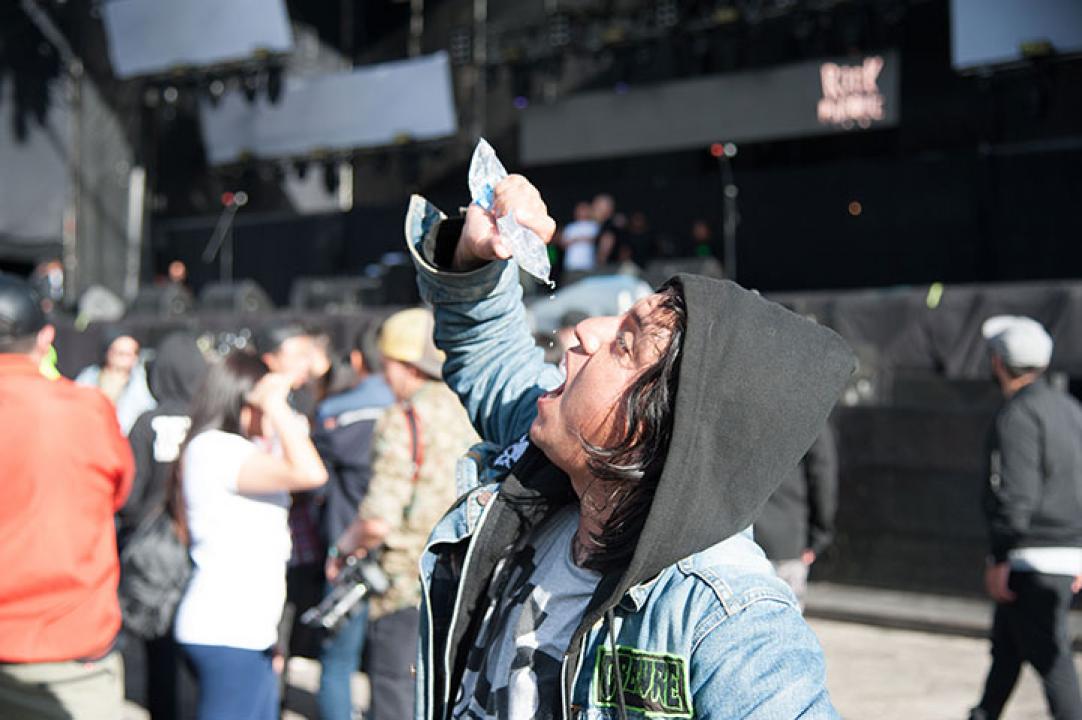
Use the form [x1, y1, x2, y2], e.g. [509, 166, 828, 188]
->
[300, 554, 390, 634]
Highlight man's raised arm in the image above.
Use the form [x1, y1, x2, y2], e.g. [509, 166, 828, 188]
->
[403, 176, 562, 449]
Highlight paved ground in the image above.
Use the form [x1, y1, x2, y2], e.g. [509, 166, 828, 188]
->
[275, 618, 1073, 719]
[812, 617, 1076, 720]
[125, 616, 1079, 719]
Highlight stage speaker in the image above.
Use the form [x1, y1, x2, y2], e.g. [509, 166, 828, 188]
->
[199, 280, 273, 314]
[643, 256, 724, 287]
[127, 283, 193, 317]
[289, 276, 379, 312]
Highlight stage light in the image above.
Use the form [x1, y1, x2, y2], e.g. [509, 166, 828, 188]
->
[449, 27, 472, 66]
[724, 142, 738, 157]
[848, 200, 863, 216]
[220, 190, 248, 207]
[323, 161, 339, 195]
[713, 6, 740, 25]
[549, 14, 570, 48]
[513, 96, 529, 109]
[163, 86, 179, 104]
[266, 65, 283, 104]
[710, 142, 724, 157]
[242, 73, 259, 104]
[657, 0, 679, 29]
[207, 78, 225, 107]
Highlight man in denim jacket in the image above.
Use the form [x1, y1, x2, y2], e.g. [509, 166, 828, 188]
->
[405, 176, 854, 719]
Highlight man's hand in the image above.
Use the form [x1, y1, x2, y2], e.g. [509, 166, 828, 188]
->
[325, 553, 344, 583]
[984, 561, 1017, 603]
[801, 549, 816, 566]
[453, 175, 556, 271]
[359, 517, 390, 550]
[325, 545, 370, 583]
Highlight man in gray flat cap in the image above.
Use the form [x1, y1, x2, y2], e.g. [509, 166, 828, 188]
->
[970, 316, 1082, 720]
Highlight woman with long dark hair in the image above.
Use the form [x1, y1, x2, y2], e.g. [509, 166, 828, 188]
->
[169, 351, 327, 719]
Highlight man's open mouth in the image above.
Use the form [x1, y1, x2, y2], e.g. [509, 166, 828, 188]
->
[543, 381, 565, 399]
[541, 356, 568, 400]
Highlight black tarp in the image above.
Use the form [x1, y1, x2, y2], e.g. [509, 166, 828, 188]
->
[151, 204, 407, 307]
[773, 280, 1082, 384]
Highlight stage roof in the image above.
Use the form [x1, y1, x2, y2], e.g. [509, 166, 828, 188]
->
[198, 52, 457, 166]
[102, 0, 293, 79]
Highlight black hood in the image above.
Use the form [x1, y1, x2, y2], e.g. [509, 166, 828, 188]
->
[618, 274, 855, 591]
[148, 332, 207, 406]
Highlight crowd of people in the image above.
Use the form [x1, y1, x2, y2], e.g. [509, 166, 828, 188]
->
[0, 279, 480, 719]
[1, 172, 1080, 720]
[550, 193, 719, 285]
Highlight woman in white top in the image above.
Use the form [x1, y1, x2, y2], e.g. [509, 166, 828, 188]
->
[168, 350, 327, 720]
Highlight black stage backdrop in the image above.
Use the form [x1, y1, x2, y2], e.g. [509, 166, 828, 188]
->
[150, 204, 407, 307]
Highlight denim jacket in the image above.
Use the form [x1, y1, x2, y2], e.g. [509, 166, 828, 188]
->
[405, 199, 839, 719]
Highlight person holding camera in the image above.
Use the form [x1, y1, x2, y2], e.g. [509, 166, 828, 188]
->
[329, 308, 478, 720]
[312, 330, 394, 720]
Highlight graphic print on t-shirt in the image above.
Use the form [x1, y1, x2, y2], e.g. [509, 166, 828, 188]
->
[452, 507, 599, 720]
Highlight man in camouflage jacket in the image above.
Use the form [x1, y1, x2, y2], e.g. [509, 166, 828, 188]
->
[331, 307, 478, 720]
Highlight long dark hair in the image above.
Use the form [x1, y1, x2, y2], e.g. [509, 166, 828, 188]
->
[167, 350, 268, 544]
[579, 280, 687, 572]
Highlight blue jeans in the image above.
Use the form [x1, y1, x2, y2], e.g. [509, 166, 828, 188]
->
[181, 644, 277, 720]
[317, 598, 369, 720]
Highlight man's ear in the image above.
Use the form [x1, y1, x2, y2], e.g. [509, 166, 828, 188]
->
[36, 324, 55, 355]
[990, 353, 1009, 385]
[349, 349, 366, 376]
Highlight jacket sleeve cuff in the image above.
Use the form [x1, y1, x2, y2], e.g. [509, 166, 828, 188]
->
[404, 194, 512, 304]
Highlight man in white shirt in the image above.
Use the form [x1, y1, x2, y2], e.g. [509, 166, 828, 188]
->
[559, 202, 599, 274]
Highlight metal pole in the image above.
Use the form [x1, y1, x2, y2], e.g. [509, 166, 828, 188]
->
[123, 166, 146, 301]
[221, 227, 233, 284]
[21, 0, 83, 303]
[719, 154, 739, 282]
[340, 0, 354, 66]
[472, 0, 487, 140]
[64, 63, 83, 302]
[409, 0, 425, 58]
[201, 193, 246, 280]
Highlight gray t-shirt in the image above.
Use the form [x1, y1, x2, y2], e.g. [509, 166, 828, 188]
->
[452, 505, 602, 719]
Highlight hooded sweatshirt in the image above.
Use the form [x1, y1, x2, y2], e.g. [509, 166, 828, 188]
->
[406, 207, 856, 718]
[119, 332, 207, 544]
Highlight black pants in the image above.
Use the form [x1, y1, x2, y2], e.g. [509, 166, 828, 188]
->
[120, 628, 198, 720]
[975, 571, 1082, 720]
[364, 607, 419, 720]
